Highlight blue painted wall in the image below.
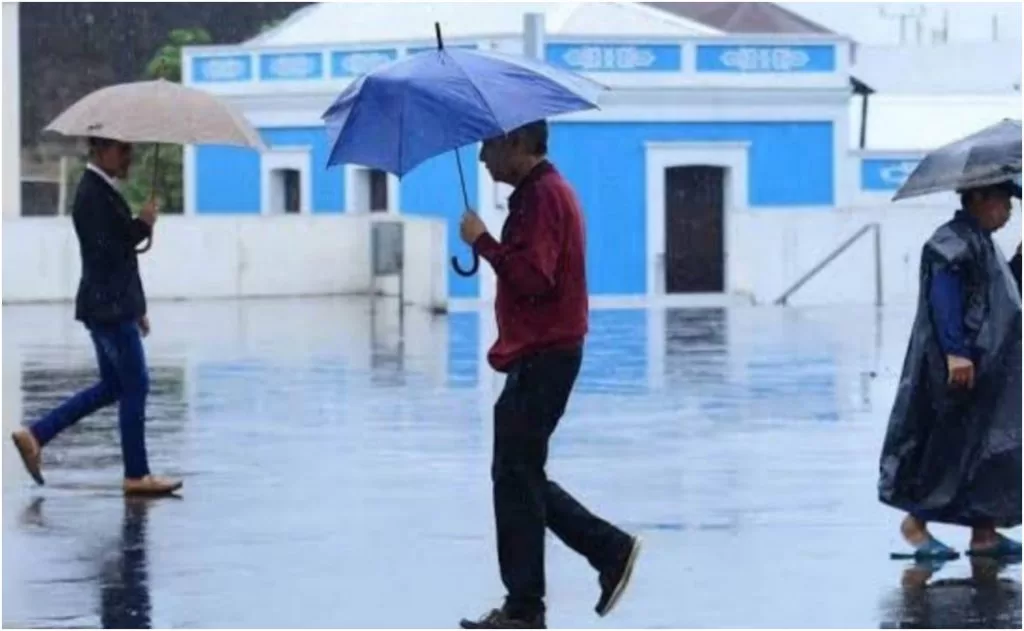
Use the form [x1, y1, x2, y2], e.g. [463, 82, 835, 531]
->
[195, 145, 261, 213]
[860, 157, 919, 193]
[195, 127, 343, 214]
[400, 146, 480, 299]
[548, 121, 834, 295]
[195, 120, 833, 297]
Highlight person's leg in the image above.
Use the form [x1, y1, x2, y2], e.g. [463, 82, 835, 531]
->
[968, 520, 1021, 557]
[490, 358, 553, 622]
[28, 326, 121, 446]
[11, 326, 121, 484]
[544, 482, 633, 572]
[900, 513, 931, 547]
[897, 513, 958, 559]
[462, 352, 572, 629]
[97, 321, 151, 481]
[537, 350, 641, 617]
[969, 523, 999, 550]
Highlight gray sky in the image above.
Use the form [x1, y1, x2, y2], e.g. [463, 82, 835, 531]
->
[780, 2, 1022, 44]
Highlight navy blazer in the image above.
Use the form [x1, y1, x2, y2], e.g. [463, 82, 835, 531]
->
[73, 169, 151, 325]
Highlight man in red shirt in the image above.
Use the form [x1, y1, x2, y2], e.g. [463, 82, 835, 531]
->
[458, 120, 641, 629]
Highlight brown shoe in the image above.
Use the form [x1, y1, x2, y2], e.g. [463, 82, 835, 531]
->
[11, 429, 44, 485]
[123, 475, 183, 496]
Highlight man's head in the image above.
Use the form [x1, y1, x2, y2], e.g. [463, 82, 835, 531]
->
[960, 179, 1017, 232]
[479, 119, 548, 186]
[88, 137, 134, 179]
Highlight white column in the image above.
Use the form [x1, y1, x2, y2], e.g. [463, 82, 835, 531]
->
[2, 2, 21, 218]
[523, 13, 546, 60]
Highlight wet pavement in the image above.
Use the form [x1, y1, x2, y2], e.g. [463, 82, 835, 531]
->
[3, 297, 1020, 628]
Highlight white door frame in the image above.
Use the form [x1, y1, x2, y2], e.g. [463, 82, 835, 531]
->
[344, 165, 401, 214]
[644, 141, 750, 298]
[260, 146, 313, 215]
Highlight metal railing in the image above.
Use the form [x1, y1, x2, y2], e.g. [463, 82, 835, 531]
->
[774, 222, 883, 307]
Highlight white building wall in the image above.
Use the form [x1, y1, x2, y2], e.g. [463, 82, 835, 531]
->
[6, 206, 1017, 310]
[1, 214, 449, 312]
[2, 2, 21, 219]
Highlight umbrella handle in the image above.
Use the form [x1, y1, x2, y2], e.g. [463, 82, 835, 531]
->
[136, 235, 153, 254]
[136, 145, 161, 255]
[451, 252, 479, 277]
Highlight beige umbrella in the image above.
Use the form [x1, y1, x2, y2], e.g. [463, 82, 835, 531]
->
[45, 78, 264, 148]
[44, 79, 265, 252]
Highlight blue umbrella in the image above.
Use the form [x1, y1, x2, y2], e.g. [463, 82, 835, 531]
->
[323, 24, 604, 276]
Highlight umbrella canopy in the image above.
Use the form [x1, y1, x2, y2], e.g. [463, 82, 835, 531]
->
[322, 46, 605, 176]
[45, 79, 264, 149]
[893, 118, 1022, 201]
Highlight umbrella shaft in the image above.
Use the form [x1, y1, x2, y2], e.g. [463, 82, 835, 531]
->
[151, 145, 161, 198]
[454, 149, 470, 209]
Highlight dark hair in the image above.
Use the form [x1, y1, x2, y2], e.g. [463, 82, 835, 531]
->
[88, 136, 115, 151]
[960, 179, 1018, 208]
[513, 119, 548, 156]
[87, 137, 131, 157]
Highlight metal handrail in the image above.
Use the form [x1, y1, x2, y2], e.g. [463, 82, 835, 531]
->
[774, 222, 883, 307]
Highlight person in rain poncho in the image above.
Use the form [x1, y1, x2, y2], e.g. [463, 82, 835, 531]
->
[879, 178, 1022, 560]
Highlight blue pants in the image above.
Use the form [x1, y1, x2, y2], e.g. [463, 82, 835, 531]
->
[29, 321, 150, 479]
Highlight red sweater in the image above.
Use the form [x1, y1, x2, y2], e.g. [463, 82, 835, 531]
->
[473, 161, 589, 372]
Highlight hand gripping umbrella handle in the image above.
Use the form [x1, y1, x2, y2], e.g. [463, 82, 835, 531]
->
[136, 235, 153, 254]
[136, 145, 160, 255]
[446, 126, 480, 277]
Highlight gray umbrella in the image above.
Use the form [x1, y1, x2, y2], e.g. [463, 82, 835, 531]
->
[892, 118, 1022, 201]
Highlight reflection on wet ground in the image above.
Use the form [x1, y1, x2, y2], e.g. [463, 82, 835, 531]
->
[3, 297, 1020, 628]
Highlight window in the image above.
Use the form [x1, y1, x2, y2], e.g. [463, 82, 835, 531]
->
[270, 168, 301, 214]
[369, 169, 388, 212]
[260, 147, 311, 214]
[348, 167, 396, 213]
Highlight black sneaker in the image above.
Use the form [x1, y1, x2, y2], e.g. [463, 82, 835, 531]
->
[595, 535, 642, 617]
[459, 608, 546, 629]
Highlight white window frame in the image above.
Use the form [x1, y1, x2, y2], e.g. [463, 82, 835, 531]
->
[261, 146, 312, 215]
[344, 165, 400, 214]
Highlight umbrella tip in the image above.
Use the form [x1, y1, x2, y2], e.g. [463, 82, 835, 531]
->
[434, 22, 443, 50]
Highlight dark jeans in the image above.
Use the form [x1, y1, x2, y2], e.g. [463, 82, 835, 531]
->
[30, 320, 151, 479]
[492, 346, 631, 618]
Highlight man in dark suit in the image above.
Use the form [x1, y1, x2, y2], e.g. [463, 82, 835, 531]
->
[11, 137, 182, 496]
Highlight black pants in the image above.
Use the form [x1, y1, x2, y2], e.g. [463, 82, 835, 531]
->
[492, 346, 631, 618]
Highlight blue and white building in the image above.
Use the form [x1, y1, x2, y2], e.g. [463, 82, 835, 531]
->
[180, 2, 1009, 303]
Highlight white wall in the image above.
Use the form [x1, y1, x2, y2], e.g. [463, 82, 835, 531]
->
[5, 205, 1018, 311]
[732, 204, 1022, 307]
[1, 214, 448, 312]
[2, 2, 20, 219]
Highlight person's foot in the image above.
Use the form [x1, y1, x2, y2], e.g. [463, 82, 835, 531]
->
[459, 608, 545, 629]
[894, 515, 958, 560]
[967, 533, 1023, 559]
[123, 475, 182, 496]
[11, 429, 44, 485]
[595, 535, 642, 617]
[900, 515, 930, 547]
